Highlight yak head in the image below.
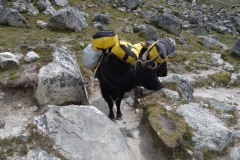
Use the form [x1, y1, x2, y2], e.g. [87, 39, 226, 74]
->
[135, 55, 163, 91]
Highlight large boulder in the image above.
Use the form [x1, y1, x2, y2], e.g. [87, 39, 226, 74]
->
[48, 6, 88, 32]
[0, 6, 31, 28]
[35, 45, 89, 106]
[0, 0, 7, 8]
[53, 0, 68, 7]
[11, 1, 27, 13]
[143, 25, 161, 41]
[176, 103, 234, 152]
[93, 13, 110, 24]
[34, 105, 136, 160]
[161, 74, 194, 102]
[150, 13, 182, 35]
[197, 36, 228, 50]
[230, 37, 240, 56]
[37, 0, 52, 11]
[122, 0, 145, 10]
[193, 24, 211, 36]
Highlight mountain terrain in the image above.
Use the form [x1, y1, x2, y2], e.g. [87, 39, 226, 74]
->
[0, 0, 240, 160]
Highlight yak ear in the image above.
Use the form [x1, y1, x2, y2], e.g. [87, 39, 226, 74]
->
[141, 54, 160, 69]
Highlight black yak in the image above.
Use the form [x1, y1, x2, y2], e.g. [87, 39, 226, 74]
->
[96, 52, 163, 120]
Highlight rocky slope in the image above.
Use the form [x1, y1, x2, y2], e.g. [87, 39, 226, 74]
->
[0, 0, 240, 159]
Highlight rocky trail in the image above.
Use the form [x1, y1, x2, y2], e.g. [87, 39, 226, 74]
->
[88, 66, 240, 160]
[0, 60, 240, 160]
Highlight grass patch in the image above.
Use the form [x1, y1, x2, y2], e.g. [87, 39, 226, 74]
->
[225, 110, 238, 125]
[192, 72, 240, 88]
[171, 51, 212, 66]
[162, 81, 179, 91]
[33, 45, 54, 67]
[0, 124, 67, 160]
[221, 50, 240, 73]
[146, 104, 194, 160]
[208, 73, 231, 87]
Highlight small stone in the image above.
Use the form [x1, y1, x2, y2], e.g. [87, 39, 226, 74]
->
[127, 128, 140, 138]
[234, 131, 240, 138]
[30, 106, 38, 112]
[0, 120, 5, 129]
[203, 104, 208, 108]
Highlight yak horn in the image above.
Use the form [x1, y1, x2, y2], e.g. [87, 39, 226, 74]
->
[141, 49, 150, 61]
[141, 54, 160, 69]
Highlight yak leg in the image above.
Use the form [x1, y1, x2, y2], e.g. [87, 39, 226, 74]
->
[102, 93, 115, 119]
[157, 62, 168, 77]
[115, 93, 124, 120]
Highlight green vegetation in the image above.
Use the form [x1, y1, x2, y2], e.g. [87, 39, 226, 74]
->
[0, 124, 67, 160]
[225, 110, 238, 125]
[192, 72, 240, 88]
[146, 104, 194, 160]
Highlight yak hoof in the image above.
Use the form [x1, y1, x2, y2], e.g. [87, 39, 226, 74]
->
[109, 115, 115, 120]
[116, 115, 123, 120]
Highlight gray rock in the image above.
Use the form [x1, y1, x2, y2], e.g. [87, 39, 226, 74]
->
[207, 34, 220, 41]
[229, 146, 240, 160]
[48, 6, 88, 32]
[125, 26, 133, 33]
[0, 120, 5, 129]
[26, 148, 61, 160]
[208, 99, 236, 111]
[122, 0, 145, 10]
[127, 128, 140, 138]
[12, 53, 24, 60]
[93, 13, 110, 24]
[35, 45, 89, 106]
[34, 105, 136, 160]
[197, 36, 228, 50]
[37, 0, 51, 11]
[118, 7, 127, 12]
[24, 51, 40, 63]
[28, 5, 39, 15]
[234, 131, 240, 138]
[0, 0, 7, 8]
[176, 103, 233, 152]
[161, 74, 194, 102]
[163, 89, 180, 101]
[133, 24, 146, 33]
[29, 106, 38, 112]
[93, 22, 106, 30]
[11, 2, 27, 13]
[53, 0, 68, 6]
[143, 25, 161, 41]
[176, 34, 186, 44]
[0, 6, 31, 28]
[150, 13, 182, 35]
[223, 62, 234, 71]
[230, 37, 240, 56]
[0, 52, 19, 69]
[193, 25, 211, 36]
[209, 52, 224, 66]
[37, 20, 48, 29]
[214, 25, 229, 34]
[43, 5, 56, 15]
[230, 73, 238, 84]
[141, 8, 158, 20]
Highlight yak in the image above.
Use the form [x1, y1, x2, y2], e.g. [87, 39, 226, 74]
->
[96, 52, 163, 120]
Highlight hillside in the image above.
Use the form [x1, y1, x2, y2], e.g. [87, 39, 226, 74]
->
[0, 0, 240, 159]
